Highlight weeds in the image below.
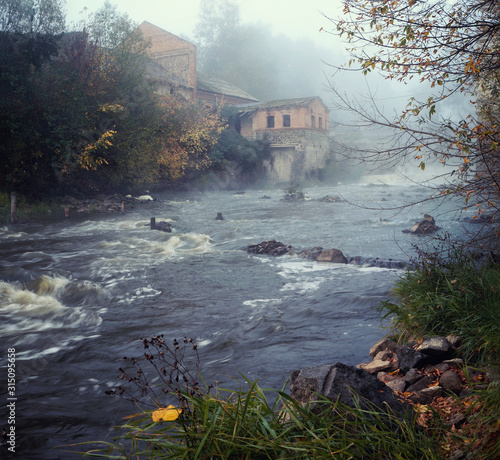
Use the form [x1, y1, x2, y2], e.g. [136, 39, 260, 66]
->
[74, 336, 439, 459]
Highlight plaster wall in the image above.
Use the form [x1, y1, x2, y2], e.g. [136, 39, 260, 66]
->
[258, 129, 334, 184]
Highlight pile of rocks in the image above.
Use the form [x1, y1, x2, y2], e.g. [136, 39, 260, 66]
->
[357, 336, 467, 404]
[246, 239, 293, 257]
[289, 335, 489, 419]
[55, 193, 157, 216]
[246, 240, 406, 268]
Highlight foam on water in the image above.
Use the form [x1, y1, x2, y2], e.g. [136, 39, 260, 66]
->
[0, 277, 103, 336]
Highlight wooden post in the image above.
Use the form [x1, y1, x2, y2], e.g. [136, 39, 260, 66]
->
[121, 201, 125, 213]
[150, 217, 156, 229]
[10, 191, 17, 223]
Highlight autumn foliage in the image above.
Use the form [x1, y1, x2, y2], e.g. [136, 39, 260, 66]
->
[327, 0, 500, 227]
[0, 1, 226, 198]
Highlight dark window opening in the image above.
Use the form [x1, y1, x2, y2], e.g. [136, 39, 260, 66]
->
[283, 114, 291, 127]
[319, 117, 323, 129]
[267, 115, 275, 128]
[311, 115, 315, 128]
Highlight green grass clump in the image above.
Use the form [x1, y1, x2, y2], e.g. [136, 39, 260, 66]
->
[0, 192, 63, 223]
[379, 246, 500, 364]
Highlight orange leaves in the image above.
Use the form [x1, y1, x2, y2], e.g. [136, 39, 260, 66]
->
[464, 57, 481, 74]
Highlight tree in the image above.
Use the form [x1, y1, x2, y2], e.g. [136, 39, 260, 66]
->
[324, 0, 500, 244]
[0, 0, 65, 35]
[194, 0, 337, 101]
[0, 0, 66, 221]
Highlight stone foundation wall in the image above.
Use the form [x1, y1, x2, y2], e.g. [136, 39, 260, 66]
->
[255, 129, 334, 184]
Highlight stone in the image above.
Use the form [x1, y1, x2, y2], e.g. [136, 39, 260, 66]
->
[410, 386, 442, 404]
[300, 246, 324, 260]
[406, 375, 433, 393]
[289, 362, 408, 413]
[416, 337, 454, 362]
[150, 217, 172, 232]
[315, 248, 347, 264]
[439, 370, 463, 395]
[247, 240, 293, 257]
[386, 378, 407, 393]
[404, 368, 423, 385]
[357, 359, 393, 374]
[369, 338, 397, 358]
[394, 344, 427, 373]
[137, 195, 154, 201]
[432, 363, 451, 373]
[448, 413, 466, 428]
[402, 214, 438, 234]
[215, 212, 224, 220]
[486, 365, 500, 382]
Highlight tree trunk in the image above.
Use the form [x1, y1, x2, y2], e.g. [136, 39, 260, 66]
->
[10, 191, 17, 223]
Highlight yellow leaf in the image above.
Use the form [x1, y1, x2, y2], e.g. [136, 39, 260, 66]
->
[152, 405, 182, 422]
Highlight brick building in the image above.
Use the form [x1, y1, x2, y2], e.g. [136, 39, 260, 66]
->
[237, 97, 334, 183]
[138, 21, 258, 105]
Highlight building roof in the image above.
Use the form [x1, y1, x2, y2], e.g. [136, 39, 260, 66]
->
[238, 96, 328, 116]
[197, 72, 259, 102]
[142, 56, 184, 85]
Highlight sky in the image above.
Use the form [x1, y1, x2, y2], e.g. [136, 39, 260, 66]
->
[64, 0, 342, 47]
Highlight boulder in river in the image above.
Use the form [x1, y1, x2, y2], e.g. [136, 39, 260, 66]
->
[150, 217, 172, 232]
[403, 214, 439, 234]
[315, 248, 347, 264]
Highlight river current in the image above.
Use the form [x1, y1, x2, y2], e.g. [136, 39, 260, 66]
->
[0, 179, 470, 458]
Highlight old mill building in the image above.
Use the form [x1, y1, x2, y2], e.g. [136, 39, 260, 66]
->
[139, 21, 334, 184]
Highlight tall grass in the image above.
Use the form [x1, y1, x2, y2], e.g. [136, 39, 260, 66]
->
[77, 379, 438, 459]
[72, 336, 439, 459]
[379, 245, 500, 364]
[0, 192, 63, 223]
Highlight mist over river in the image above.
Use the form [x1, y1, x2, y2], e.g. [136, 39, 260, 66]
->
[0, 179, 471, 458]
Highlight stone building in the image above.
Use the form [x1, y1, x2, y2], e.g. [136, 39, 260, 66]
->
[137, 23, 334, 185]
[137, 21, 258, 105]
[237, 97, 334, 183]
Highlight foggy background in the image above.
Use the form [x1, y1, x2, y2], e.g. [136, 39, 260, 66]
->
[65, 0, 474, 182]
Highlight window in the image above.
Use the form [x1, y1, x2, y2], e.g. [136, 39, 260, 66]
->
[319, 117, 323, 129]
[283, 114, 291, 127]
[267, 115, 275, 128]
[311, 115, 315, 128]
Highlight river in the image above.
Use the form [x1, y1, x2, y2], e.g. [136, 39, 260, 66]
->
[0, 179, 470, 458]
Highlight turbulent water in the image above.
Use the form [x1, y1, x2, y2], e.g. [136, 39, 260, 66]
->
[0, 179, 471, 458]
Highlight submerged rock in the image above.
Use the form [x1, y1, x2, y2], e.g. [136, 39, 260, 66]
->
[150, 217, 172, 232]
